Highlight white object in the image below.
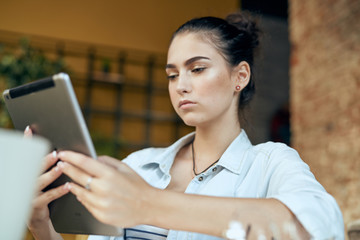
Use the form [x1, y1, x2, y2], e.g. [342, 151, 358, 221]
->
[224, 221, 246, 240]
[0, 128, 50, 240]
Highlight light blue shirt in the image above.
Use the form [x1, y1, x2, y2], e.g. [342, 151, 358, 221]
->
[88, 130, 344, 240]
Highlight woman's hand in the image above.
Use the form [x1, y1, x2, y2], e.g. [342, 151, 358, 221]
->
[25, 127, 68, 240]
[57, 151, 155, 228]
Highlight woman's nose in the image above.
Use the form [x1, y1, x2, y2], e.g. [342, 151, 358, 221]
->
[176, 73, 191, 94]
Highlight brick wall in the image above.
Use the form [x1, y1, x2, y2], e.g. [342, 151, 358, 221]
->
[289, 0, 360, 234]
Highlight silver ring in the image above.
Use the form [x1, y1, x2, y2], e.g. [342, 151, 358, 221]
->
[85, 177, 93, 191]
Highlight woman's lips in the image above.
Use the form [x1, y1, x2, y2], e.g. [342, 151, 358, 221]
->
[179, 100, 196, 109]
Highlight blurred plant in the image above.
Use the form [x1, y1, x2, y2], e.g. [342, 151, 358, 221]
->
[101, 57, 111, 73]
[91, 131, 127, 159]
[0, 38, 70, 127]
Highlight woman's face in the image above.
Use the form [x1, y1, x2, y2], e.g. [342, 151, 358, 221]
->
[166, 32, 240, 127]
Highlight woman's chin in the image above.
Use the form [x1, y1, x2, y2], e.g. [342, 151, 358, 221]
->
[181, 118, 205, 128]
[178, 113, 209, 128]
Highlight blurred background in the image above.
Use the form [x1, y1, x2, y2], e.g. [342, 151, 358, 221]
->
[0, 0, 358, 239]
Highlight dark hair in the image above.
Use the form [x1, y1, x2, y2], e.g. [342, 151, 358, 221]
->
[170, 11, 261, 116]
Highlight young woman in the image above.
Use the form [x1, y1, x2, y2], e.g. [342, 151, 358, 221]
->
[27, 11, 344, 240]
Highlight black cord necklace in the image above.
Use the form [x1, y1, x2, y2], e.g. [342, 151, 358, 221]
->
[191, 141, 220, 176]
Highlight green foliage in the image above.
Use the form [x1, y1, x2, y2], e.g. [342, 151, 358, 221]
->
[91, 131, 127, 159]
[0, 38, 70, 127]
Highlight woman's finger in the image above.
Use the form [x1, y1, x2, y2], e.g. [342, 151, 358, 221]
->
[34, 184, 70, 208]
[24, 125, 32, 138]
[57, 161, 102, 192]
[41, 151, 59, 173]
[67, 182, 99, 208]
[66, 182, 115, 226]
[37, 165, 62, 192]
[66, 182, 108, 222]
[58, 151, 112, 177]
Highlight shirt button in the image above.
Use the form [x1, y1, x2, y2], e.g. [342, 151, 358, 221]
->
[198, 176, 204, 181]
[212, 167, 217, 172]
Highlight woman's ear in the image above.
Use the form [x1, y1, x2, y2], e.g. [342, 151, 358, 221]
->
[233, 61, 251, 92]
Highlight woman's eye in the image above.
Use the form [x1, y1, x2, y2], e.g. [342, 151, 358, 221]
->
[167, 74, 178, 80]
[191, 67, 206, 73]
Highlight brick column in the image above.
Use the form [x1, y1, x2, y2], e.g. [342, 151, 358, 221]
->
[289, 0, 360, 233]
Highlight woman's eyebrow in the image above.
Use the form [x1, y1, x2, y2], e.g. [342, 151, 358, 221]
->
[165, 56, 210, 69]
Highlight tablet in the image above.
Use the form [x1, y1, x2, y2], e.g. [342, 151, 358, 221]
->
[3, 73, 122, 236]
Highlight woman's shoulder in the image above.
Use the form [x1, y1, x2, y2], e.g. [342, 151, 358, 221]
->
[252, 140, 295, 154]
[250, 141, 303, 166]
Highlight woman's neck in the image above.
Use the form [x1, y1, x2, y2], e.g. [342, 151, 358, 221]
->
[192, 119, 241, 167]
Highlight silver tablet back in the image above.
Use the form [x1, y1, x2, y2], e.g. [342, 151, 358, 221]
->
[3, 73, 122, 236]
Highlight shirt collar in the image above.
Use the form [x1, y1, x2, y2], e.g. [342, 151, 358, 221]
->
[217, 130, 253, 174]
[139, 130, 253, 175]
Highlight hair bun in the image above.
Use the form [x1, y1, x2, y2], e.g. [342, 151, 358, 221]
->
[225, 11, 261, 50]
